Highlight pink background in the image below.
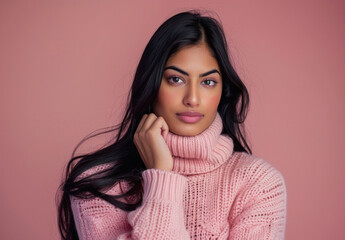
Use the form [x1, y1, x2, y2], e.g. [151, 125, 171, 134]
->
[1, 1, 344, 239]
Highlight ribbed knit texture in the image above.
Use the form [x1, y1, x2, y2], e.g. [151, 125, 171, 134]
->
[70, 113, 287, 239]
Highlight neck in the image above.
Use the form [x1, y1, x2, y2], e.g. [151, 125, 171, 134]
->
[164, 112, 234, 175]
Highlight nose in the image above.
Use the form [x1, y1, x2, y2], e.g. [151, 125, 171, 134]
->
[183, 83, 200, 108]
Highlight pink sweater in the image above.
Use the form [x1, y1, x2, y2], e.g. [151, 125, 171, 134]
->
[70, 113, 287, 239]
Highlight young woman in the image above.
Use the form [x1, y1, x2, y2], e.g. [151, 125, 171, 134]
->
[57, 10, 287, 240]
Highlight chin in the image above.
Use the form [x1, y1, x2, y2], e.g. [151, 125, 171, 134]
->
[169, 123, 206, 136]
[170, 130, 200, 136]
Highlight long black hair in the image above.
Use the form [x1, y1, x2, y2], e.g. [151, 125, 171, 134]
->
[57, 10, 251, 240]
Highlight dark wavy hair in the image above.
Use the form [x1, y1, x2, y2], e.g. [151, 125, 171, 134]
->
[56, 10, 251, 240]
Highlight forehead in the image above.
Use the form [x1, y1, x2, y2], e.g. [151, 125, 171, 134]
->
[165, 43, 220, 71]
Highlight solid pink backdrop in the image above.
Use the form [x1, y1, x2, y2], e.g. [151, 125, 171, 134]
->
[1, 1, 344, 239]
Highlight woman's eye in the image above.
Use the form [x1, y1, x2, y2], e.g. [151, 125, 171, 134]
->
[167, 76, 184, 84]
[202, 79, 217, 86]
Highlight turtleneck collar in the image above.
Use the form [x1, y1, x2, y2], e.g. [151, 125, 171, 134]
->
[164, 112, 234, 175]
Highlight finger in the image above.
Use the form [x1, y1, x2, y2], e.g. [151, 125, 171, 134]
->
[149, 116, 169, 138]
[136, 114, 148, 133]
[140, 113, 158, 132]
[161, 119, 169, 139]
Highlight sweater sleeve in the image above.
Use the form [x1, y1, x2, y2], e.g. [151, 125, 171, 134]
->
[228, 159, 287, 240]
[70, 168, 191, 239]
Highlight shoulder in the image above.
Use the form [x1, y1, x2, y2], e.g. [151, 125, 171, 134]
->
[227, 151, 286, 191]
[74, 162, 132, 196]
[75, 162, 115, 181]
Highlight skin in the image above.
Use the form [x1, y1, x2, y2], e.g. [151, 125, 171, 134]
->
[133, 42, 223, 171]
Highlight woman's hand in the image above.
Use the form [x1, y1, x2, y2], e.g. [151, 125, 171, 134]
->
[133, 113, 173, 171]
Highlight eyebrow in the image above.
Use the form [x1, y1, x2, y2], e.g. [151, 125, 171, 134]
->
[163, 66, 221, 77]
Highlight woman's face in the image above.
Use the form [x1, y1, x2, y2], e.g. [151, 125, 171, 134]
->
[153, 43, 223, 136]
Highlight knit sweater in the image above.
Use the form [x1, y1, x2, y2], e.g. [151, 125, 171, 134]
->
[70, 113, 287, 239]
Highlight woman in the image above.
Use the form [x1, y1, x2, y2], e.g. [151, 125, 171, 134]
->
[57, 10, 287, 239]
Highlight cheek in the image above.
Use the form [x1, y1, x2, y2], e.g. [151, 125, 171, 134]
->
[204, 93, 222, 110]
[155, 88, 178, 111]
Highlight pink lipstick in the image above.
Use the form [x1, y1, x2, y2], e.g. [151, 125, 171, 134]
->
[176, 111, 204, 123]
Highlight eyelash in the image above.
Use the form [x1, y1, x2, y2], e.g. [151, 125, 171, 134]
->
[166, 76, 218, 87]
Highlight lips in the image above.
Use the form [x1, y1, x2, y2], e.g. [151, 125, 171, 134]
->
[177, 111, 203, 116]
[176, 111, 204, 123]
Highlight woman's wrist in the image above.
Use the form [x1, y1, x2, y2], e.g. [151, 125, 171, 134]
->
[142, 168, 187, 202]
